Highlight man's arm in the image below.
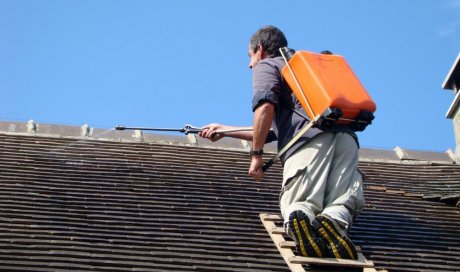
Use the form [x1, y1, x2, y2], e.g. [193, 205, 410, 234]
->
[248, 102, 274, 181]
[199, 124, 253, 142]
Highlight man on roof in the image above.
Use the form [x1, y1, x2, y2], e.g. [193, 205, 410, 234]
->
[198, 25, 365, 260]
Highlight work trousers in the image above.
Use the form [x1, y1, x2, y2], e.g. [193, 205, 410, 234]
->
[279, 132, 365, 231]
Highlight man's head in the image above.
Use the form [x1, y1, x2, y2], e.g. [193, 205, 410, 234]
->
[248, 25, 288, 69]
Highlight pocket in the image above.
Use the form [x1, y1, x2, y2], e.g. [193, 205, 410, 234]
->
[279, 167, 308, 215]
[279, 174, 297, 202]
[280, 165, 306, 196]
[351, 169, 366, 219]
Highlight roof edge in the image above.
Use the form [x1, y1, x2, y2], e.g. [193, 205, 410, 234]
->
[0, 120, 456, 165]
[442, 52, 460, 90]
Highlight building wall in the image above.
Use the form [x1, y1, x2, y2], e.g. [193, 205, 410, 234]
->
[453, 109, 460, 158]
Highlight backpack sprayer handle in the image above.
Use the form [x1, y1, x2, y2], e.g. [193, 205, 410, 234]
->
[262, 159, 274, 172]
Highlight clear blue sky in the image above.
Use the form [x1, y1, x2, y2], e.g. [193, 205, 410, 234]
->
[1, 0, 459, 152]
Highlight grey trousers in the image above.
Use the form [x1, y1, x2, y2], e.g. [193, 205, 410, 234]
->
[279, 132, 365, 230]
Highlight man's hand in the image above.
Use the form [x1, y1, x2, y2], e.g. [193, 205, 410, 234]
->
[248, 156, 264, 181]
[249, 102, 273, 181]
[199, 123, 225, 142]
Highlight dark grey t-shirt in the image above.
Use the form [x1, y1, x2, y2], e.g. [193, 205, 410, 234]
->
[251, 56, 357, 164]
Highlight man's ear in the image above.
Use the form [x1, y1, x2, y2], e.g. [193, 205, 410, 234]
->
[258, 44, 267, 58]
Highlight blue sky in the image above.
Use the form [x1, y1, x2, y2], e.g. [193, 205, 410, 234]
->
[1, 0, 459, 152]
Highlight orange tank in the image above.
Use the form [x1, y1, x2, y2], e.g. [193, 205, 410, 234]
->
[281, 50, 376, 127]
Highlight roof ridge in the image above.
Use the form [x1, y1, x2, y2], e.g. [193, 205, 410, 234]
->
[0, 120, 456, 165]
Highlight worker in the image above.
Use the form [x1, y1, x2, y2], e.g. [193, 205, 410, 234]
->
[198, 25, 365, 260]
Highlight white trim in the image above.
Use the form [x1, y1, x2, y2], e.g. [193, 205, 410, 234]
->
[446, 88, 460, 118]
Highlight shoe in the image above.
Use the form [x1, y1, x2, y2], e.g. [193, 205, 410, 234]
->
[288, 210, 327, 258]
[313, 214, 358, 260]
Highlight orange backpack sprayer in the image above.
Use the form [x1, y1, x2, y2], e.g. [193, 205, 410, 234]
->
[261, 48, 376, 171]
[280, 47, 376, 130]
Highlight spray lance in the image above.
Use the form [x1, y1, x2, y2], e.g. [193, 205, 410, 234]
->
[115, 124, 279, 172]
[115, 124, 253, 135]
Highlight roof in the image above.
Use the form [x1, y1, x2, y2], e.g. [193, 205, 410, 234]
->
[0, 121, 460, 271]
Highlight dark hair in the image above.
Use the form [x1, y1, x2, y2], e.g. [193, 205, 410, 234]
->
[250, 25, 288, 57]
